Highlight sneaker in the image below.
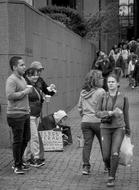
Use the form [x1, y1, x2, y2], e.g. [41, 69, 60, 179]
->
[107, 177, 115, 187]
[30, 159, 45, 168]
[82, 166, 90, 175]
[39, 158, 45, 162]
[22, 164, 30, 171]
[13, 167, 24, 174]
[23, 159, 34, 166]
[104, 166, 108, 173]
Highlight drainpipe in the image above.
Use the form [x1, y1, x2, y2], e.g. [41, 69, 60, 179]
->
[99, 0, 101, 50]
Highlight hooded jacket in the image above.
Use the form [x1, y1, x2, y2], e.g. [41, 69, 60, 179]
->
[38, 110, 67, 131]
[78, 88, 105, 123]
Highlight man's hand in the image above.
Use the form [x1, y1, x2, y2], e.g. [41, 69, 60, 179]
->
[24, 85, 33, 95]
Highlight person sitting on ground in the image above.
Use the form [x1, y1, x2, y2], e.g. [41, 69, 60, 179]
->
[38, 110, 73, 146]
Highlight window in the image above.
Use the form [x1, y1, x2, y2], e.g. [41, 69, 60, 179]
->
[52, 0, 76, 9]
[119, 0, 134, 27]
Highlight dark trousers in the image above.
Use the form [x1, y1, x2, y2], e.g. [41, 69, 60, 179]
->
[81, 122, 102, 168]
[7, 115, 30, 168]
[101, 127, 125, 178]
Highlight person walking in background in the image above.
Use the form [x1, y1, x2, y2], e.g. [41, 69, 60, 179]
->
[23, 68, 45, 167]
[96, 73, 131, 187]
[95, 54, 113, 91]
[78, 70, 105, 175]
[109, 47, 123, 80]
[121, 43, 130, 77]
[127, 54, 137, 88]
[5, 56, 32, 174]
[109, 44, 118, 57]
[135, 39, 139, 58]
[29, 61, 57, 161]
[133, 56, 139, 87]
[91, 51, 104, 69]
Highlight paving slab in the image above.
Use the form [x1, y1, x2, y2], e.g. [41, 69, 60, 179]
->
[0, 78, 139, 190]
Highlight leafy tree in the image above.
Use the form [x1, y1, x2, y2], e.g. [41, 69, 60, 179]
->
[39, 6, 88, 37]
[86, 2, 119, 40]
[39, 3, 119, 40]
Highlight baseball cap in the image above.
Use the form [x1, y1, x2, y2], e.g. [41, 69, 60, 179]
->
[30, 61, 44, 70]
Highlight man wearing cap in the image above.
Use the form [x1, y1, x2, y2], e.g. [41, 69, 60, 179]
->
[29, 61, 57, 161]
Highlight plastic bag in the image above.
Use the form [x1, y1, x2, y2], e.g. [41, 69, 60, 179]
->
[119, 136, 134, 166]
[77, 135, 84, 148]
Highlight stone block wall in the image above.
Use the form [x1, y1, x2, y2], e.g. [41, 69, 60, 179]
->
[0, 0, 95, 147]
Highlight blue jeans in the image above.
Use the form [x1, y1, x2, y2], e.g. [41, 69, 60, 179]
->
[81, 122, 102, 168]
[7, 115, 30, 168]
[101, 127, 125, 178]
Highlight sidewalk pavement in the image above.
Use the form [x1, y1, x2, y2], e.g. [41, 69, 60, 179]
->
[0, 78, 139, 190]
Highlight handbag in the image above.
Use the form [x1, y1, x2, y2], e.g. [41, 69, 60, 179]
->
[101, 115, 113, 124]
[101, 91, 118, 124]
[119, 135, 134, 166]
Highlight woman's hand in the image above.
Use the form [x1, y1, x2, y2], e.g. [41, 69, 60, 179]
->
[47, 84, 57, 93]
[108, 111, 113, 116]
[113, 107, 123, 116]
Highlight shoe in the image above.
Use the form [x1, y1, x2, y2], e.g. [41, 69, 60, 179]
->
[30, 159, 45, 168]
[40, 158, 45, 162]
[23, 159, 34, 166]
[13, 167, 24, 174]
[22, 164, 30, 171]
[104, 166, 108, 173]
[82, 166, 90, 175]
[107, 177, 115, 187]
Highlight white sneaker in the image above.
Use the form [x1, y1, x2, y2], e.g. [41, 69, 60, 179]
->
[13, 167, 24, 174]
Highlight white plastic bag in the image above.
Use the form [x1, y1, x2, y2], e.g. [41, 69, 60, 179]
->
[119, 136, 134, 166]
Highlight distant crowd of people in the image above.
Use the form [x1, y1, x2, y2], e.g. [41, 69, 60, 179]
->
[91, 38, 139, 90]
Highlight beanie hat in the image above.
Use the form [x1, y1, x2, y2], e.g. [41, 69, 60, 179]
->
[53, 110, 67, 124]
[30, 61, 44, 70]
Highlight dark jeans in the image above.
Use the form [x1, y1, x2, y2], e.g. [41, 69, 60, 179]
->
[81, 122, 102, 168]
[7, 115, 30, 168]
[101, 127, 125, 178]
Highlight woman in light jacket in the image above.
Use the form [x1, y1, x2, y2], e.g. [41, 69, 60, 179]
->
[78, 70, 105, 175]
[96, 73, 131, 187]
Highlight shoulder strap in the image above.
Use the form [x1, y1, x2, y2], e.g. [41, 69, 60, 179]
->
[105, 91, 118, 111]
